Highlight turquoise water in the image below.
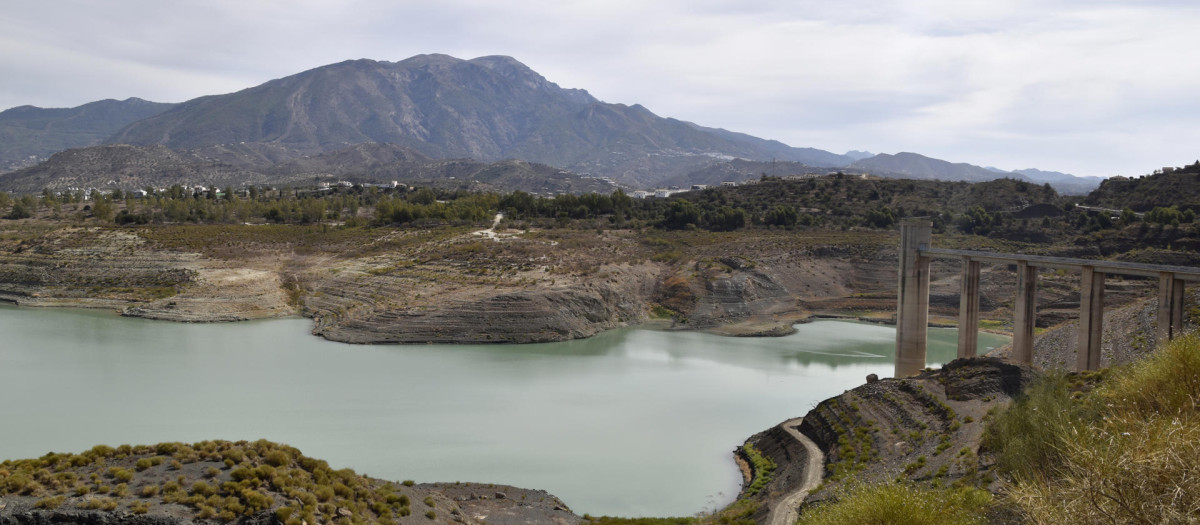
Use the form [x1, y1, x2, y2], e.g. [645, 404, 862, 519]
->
[0, 304, 1007, 517]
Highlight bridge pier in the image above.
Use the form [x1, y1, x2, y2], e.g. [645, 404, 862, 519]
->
[1158, 272, 1185, 345]
[1011, 261, 1037, 365]
[895, 220, 931, 378]
[1077, 267, 1105, 371]
[956, 257, 981, 359]
[896, 226, 1195, 376]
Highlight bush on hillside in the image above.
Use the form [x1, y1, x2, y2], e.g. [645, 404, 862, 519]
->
[796, 482, 992, 525]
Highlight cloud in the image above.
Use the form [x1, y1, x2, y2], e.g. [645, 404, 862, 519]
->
[1, 0, 1197, 177]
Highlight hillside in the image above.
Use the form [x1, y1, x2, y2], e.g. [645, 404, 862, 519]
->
[849, 152, 1026, 183]
[0, 144, 269, 193]
[0, 439, 577, 525]
[0, 143, 614, 195]
[105, 54, 851, 187]
[1082, 164, 1200, 211]
[0, 98, 175, 172]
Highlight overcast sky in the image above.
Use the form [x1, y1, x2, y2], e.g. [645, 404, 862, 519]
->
[2, 0, 1197, 178]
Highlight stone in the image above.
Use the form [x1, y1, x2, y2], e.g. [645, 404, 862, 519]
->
[866, 373, 879, 383]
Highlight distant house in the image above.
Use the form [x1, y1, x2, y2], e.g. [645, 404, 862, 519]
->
[131, 189, 148, 198]
[632, 191, 651, 199]
[691, 184, 708, 190]
[654, 190, 671, 198]
[720, 181, 737, 187]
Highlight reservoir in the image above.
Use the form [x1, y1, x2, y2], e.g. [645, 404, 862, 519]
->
[0, 304, 1008, 517]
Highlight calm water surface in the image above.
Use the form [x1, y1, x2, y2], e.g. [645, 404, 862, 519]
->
[0, 304, 1007, 517]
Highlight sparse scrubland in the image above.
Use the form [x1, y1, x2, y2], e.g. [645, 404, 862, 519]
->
[0, 440, 572, 525]
[793, 332, 1200, 524]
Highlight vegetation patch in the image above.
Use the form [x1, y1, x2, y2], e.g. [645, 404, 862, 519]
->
[738, 444, 776, 497]
[797, 482, 992, 525]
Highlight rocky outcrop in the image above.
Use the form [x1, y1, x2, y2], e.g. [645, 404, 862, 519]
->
[308, 262, 660, 344]
[123, 268, 293, 322]
[0, 227, 292, 322]
[0, 228, 196, 308]
[745, 359, 1038, 513]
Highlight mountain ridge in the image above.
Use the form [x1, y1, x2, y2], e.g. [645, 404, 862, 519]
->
[104, 55, 853, 186]
[0, 97, 176, 172]
[1, 54, 1104, 193]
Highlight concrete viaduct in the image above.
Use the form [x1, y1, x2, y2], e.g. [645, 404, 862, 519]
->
[895, 220, 1200, 377]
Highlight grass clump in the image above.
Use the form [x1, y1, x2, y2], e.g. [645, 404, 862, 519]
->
[996, 332, 1200, 524]
[797, 482, 992, 525]
[981, 373, 1092, 480]
[738, 444, 775, 496]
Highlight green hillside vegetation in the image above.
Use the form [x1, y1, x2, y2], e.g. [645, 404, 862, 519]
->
[1, 171, 1198, 261]
[1083, 162, 1200, 212]
[0, 440, 419, 524]
[800, 333, 1200, 524]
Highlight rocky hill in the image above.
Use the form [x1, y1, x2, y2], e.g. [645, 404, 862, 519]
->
[0, 439, 578, 525]
[105, 54, 851, 187]
[1082, 166, 1200, 212]
[0, 144, 269, 193]
[0, 143, 614, 195]
[0, 54, 1107, 193]
[0, 98, 175, 172]
[850, 152, 1028, 183]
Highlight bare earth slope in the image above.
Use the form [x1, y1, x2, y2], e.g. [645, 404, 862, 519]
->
[0, 222, 918, 344]
[739, 359, 1038, 522]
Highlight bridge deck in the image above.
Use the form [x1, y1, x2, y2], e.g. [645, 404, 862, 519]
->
[922, 247, 1200, 281]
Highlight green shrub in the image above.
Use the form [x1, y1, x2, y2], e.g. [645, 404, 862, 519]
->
[314, 486, 334, 502]
[34, 495, 65, 509]
[265, 450, 290, 467]
[423, 495, 435, 507]
[276, 506, 294, 522]
[739, 444, 776, 496]
[1004, 333, 1200, 523]
[982, 373, 1092, 480]
[425, 510, 437, 520]
[797, 482, 991, 525]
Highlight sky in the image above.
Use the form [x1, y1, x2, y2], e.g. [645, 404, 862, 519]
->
[2, 0, 1198, 178]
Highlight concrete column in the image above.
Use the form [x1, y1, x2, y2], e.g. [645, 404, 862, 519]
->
[1158, 272, 1186, 344]
[895, 220, 932, 377]
[957, 257, 981, 359]
[1011, 261, 1037, 365]
[1076, 267, 1105, 371]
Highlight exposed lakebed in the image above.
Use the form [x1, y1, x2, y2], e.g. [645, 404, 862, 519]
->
[0, 304, 1007, 517]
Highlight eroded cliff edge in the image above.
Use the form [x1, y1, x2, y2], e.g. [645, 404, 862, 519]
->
[0, 223, 922, 344]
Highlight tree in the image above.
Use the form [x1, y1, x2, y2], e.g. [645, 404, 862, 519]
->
[5, 201, 31, 219]
[865, 207, 896, 228]
[764, 205, 799, 227]
[704, 206, 746, 231]
[92, 197, 115, 221]
[661, 200, 701, 230]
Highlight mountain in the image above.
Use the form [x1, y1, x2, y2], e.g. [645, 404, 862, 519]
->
[0, 144, 269, 193]
[848, 152, 1013, 182]
[1012, 168, 1103, 195]
[0, 143, 613, 195]
[106, 54, 851, 187]
[0, 98, 175, 172]
[844, 150, 874, 161]
[659, 158, 823, 187]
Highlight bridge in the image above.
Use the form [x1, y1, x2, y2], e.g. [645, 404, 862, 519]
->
[895, 220, 1200, 377]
